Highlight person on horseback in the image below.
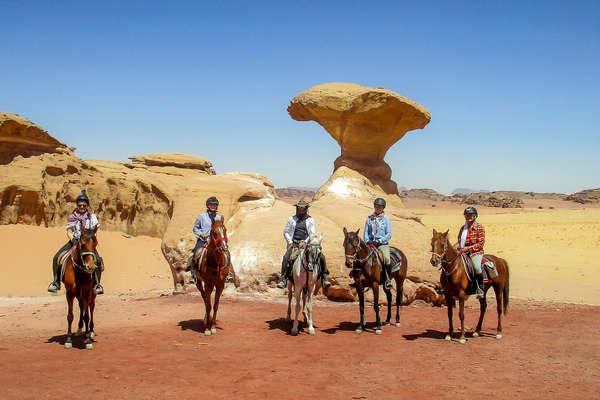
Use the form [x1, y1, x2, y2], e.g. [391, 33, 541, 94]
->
[456, 206, 486, 298]
[47, 190, 104, 295]
[363, 197, 393, 290]
[277, 199, 331, 290]
[190, 196, 235, 283]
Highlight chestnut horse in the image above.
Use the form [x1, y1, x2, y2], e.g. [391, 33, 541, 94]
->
[63, 226, 99, 350]
[194, 218, 231, 336]
[430, 229, 510, 344]
[343, 227, 408, 335]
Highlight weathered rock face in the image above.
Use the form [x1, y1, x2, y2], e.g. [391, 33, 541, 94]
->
[565, 188, 600, 204]
[0, 112, 73, 165]
[129, 153, 215, 175]
[288, 83, 431, 194]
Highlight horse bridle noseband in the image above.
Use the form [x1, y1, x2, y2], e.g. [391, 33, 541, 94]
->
[72, 238, 97, 273]
[430, 239, 461, 276]
[346, 240, 374, 271]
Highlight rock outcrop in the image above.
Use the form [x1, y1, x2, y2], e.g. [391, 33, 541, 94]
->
[0, 112, 73, 165]
[129, 153, 215, 175]
[565, 188, 600, 204]
[288, 83, 431, 195]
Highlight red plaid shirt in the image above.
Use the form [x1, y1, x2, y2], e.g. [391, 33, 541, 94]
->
[458, 221, 485, 256]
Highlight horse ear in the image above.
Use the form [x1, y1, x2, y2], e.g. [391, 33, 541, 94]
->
[318, 233, 323, 243]
[355, 228, 360, 235]
[343, 227, 347, 236]
[433, 228, 437, 235]
[443, 229, 449, 236]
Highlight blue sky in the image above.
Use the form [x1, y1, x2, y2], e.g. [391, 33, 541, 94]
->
[1, 0, 598, 194]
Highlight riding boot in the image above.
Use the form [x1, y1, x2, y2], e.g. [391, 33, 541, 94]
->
[475, 272, 484, 298]
[47, 260, 62, 293]
[383, 264, 393, 290]
[277, 264, 288, 289]
[188, 255, 197, 284]
[93, 269, 104, 295]
[321, 267, 331, 289]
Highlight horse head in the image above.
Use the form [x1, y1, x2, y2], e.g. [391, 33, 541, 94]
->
[210, 218, 228, 253]
[78, 223, 98, 273]
[430, 228, 449, 268]
[342, 227, 362, 269]
[305, 233, 323, 271]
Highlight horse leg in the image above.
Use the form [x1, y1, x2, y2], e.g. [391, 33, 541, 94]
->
[65, 291, 75, 349]
[302, 289, 308, 324]
[373, 283, 382, 335]
[473, 288, 488, 338]
[395, 275, 405, 327]
[291, 283, 302, 336]
[494, 283, 504, 339]
[445, 296, 453, 341]
[356, 280, 365, 334]
[82, 296, 93, 350]
[203, 281, 214, 336]
[77, 298, 84, 335]
[306, 290, 314, 335]
[458, 292, 467, 344]
[89, 295, 96, 338]
[210, 281, 224, 335]
[286, 281, 292, 322]
[383, 287, 392, 325]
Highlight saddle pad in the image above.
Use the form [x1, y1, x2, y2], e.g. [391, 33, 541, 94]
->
[483, 259, 498, 279]
[59, 246, 76, 283]
[390, 247, 403, 273]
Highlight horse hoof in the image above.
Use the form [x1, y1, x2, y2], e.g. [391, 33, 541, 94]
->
[375, 329, 382, 335]
[211, 328, 217, 335]
[204, 330, 211, 336]
[383, 321, 390, 326]
[496, 334, 503, 340]
[291, 330, 298, 336]
[444, 335, 451, 341]
[86, 343, 93, 350]
[395, 323, 401, 328]
[459, 338, 466, 344]
[64, 342, 72, 349]
[355, 328, 363, 334]
[308, 328, 315, 335]
[472, 332, 479, 338]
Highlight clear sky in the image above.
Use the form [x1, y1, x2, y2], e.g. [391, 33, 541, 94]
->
[1, 0, 598, 194]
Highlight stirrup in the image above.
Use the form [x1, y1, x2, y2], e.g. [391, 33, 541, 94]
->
[47, 282, 59, 293]
[276, 279, 286, 289]
[94, 285, 104, 295]
[384, 279, 393, 290]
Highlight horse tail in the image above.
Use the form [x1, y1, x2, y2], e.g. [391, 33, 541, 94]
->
[503, 260, 510, 314]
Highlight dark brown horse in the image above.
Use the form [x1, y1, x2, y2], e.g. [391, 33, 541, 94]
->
[194, 218, 231, 336]
[343, 227, 408, 334]
[430, 229, 510, 343]
[63, 226, 99, 349]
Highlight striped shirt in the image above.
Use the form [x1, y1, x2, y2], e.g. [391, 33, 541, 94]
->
[458, 221, 485, 256]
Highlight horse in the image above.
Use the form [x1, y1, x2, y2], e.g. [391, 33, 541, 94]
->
[342, 227, 408, 334]
[286, 233, 323, 336]
[62, 225, 99, 350]
[430, 229, 510, 344]
[194, 218, 231, 336]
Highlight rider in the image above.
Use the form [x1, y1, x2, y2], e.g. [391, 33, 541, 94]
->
[363, 197, 393, 290]
[456, 206, 485, 298]
[189, 196, 235, 283]
[47, 190, 104, 295]
[277, 199, 331, 290]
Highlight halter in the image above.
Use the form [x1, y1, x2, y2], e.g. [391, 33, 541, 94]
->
[345, 239, 375, 270]
[71, 237, 97, 273]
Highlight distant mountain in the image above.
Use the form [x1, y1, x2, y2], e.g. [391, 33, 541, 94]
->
[275, 187, 318, 204]
[565, 188, 600, 204]
[451, 188, 489, 195]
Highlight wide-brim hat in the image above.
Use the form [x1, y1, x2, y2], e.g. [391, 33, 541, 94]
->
[295, 199, 310, 208]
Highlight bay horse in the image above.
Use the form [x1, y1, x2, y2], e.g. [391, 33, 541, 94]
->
[194, 218, 231, 336]
[286, 233, 323, 336]
[343, 227, 408, 334]
[430, 229, 510, 344]
[63, 225, 99, 350]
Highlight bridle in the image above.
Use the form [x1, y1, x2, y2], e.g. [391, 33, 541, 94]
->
[345, 238, 374, 271]
[430, 237, 461, 276]
[72, 233, 97, 273]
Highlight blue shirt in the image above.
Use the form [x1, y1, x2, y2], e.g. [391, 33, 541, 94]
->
[363, 214, 392, 245]
[193, 211, 222, 245]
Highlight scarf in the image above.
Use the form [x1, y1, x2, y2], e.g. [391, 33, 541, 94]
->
[370, 211, 385, 237]
[67, 210, 91, 232]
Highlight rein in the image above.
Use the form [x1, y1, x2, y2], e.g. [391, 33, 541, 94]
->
[346, 240, 374, 266]
[431, 238, 462, 276]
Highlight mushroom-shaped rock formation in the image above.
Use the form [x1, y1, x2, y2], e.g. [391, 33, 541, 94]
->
[288, 83, 431, 194]
[0, 112, 73, 165]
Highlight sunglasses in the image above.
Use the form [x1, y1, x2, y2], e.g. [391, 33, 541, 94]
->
[77, 204, 88, 208]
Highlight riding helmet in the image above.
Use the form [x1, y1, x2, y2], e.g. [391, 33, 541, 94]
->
[76, 190, 90, 205]
[374, 198, 386, 208]
[464, 206, 478, 217]
[206, 196, 219, 207]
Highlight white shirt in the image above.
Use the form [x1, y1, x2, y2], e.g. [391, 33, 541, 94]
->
[283, 215, 316, 245]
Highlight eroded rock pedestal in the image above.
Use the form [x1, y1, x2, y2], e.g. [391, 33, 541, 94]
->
[288, 83, 431, 194]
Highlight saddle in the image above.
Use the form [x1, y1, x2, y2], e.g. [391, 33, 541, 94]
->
[461, 253, 498, 283]
[57, 244, 77, 283]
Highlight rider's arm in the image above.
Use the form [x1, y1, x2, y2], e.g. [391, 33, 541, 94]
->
[381, 216, 392, 244]
[363, 218, 370, 243]
[193, 215, 207, 238]
[283, 217, 294, 245]
[469, 224, 485, 253]
[306, 217, 316, 243]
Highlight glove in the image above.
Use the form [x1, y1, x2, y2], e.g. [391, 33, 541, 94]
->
[373, 239, 380, 246]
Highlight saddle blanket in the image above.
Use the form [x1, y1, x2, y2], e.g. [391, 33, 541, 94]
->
[461, 253, 498, 281]
[58, 244, 77, 283]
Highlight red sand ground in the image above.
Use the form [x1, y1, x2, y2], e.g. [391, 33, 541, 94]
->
[1, 294, 598, 400]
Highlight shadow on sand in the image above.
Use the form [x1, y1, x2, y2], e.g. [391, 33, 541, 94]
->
[46, 333, 94, 349]
[266, 317, 317, 335]
[402, 329, 448, 341]
[178, 319, 223, 334]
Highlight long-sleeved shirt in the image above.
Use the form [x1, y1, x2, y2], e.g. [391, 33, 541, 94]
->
[458, 221, 485, 256]
[193, 211, 223, 245]
[283, 215, 316, 245]
[66, 210, 99, 239]
[363, 213, 392, 245]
